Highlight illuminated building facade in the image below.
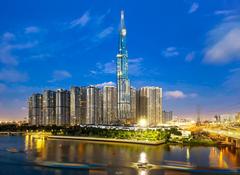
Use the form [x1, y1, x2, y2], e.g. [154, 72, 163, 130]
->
[56, 89, 70, 126]
[103, 86, 117, 124]
[42, 90, 56, 126]
[138, 87, 163, 126]
[70, 86, 87, 125]
[162, 110, 173, 124]
[130, 87, 137, 123]
[28, 96, 33, 125]
[28, 93, 43, 126]
[86, 86, 103, 125]
[117, 10, 131, 122]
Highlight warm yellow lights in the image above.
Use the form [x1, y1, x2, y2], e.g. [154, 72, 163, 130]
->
[138, 118, 148, 128]
[139, 152, 147, 163]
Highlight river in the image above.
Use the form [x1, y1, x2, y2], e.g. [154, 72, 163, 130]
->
[0, 135, 240, 175]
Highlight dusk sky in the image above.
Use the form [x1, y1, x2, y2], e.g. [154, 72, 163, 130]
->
[0, 0, 240, 120]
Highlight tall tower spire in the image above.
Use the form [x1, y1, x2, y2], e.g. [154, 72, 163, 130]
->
[121, 10, 125, 29]
[117, 10, 131, 123]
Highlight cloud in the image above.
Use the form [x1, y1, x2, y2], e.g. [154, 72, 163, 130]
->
[95, 9, 111, 25]
[0, 69, 28, 83]
[91, 60, 115, 75]
[0, 32, 38, 65]
[185, 51, 195, 62]
[2, 32, 15, 41]
[188, 2, 199, 14]
[97, 26, 114, 39]
[0, 45, 18, 65]
[189, 93, 198, 98]
[162, 47, 179, 57]
[65, 10, 113, 51]
[0, 42, 37, 65]
[25, 26, 40, 34]
[30, 53, 52, 61]
[214, 10, 235, 16]
[95, 81, 115, 88]
[21, 106, 27, 111]
[165, 90, 186, 99]
[128, 57, 143, 63]
[49, 70, 72, 82]
[223, 68, 240, 91]
[165, 90, 198, 99]
[128, 57, 144, 76]
[89, 70, 97, 75]
[101, 60, 116, 74]
[70, 11, 90, 28]
[204, 23, 240, 64]
[91, 58, 144, 76]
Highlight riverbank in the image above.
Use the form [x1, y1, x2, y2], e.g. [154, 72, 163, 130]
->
[47, 135, 165, 145]
[167, 140, 217, 147]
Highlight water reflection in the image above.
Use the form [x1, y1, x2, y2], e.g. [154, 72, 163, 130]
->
[186, 147, 190, 162]
[209, 146, 240, 169]
[137, 152, 149, 175]
[21, 135, 240, 174]
[139, 152, 147, 164]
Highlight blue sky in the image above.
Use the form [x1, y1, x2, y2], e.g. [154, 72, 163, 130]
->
[0, 0, 240, 120]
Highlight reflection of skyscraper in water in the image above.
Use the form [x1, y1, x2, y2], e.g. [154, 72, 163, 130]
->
[208, 147, 239, 168]
[186, 147, 190, 162]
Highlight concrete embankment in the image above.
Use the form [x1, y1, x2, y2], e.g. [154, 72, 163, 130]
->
[47, 135, 165, 145]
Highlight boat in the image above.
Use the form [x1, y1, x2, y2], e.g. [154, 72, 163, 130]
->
[6, 147, 18, 153]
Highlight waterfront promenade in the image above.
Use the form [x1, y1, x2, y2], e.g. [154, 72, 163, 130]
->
[48, 135, 165, 145]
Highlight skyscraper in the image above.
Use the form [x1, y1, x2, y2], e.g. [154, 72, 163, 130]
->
[56, 89, 70, 126]
[86, 86, 102, 125]
[70, 86, 87, 125]
[103, 86, 117, 125]
[138, 87, 163, 126]
[117, 10, 131, 122]
[28, 93, 43, 126]
[42, 90, 56, 125]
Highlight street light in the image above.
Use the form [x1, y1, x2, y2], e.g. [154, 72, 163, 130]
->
[138, 118, 148, 128]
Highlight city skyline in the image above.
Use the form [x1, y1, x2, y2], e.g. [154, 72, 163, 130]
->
[0, 1, 240, 120]
[27, 11, 163, 126]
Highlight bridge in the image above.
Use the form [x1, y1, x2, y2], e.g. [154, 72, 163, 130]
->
[203, 128, 240, 148]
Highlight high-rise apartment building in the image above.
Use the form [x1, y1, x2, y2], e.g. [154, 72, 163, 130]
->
[70, 86, 87, 125]
[103, 86, 117, 125]
[42, 90, 56, 125]
[56, 89, 70, 126]
[162, 110, 173, 124]
[138, 87, 163, 126]
[117, 11, 131, 122]
[130, 87, 137, 123]
[28, 96, 34, 125]
[86, 86, 102, 125]
[28, 93, 43, 126]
